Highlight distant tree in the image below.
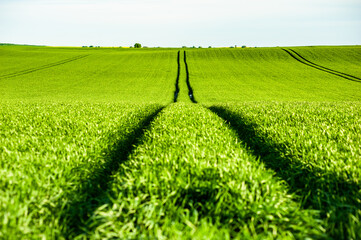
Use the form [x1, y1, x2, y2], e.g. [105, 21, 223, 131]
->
[208, 46, 212, 48]
[192, 46, 196, 48]
[182, 46, 187, 48]
[242, 45, 247, 48]
[134, 43, 142, 48]
[230, 46, 234, 48]
[198, 46, 202, 48]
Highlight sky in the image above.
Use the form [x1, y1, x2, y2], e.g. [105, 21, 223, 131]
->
[0, 0, 360, 47]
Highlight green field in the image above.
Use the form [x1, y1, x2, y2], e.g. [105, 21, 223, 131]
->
[1, 45, 361, 239]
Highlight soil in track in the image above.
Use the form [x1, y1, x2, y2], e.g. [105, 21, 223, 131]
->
[184, 51, 197, 103]
[175, 51, 197, 103]
[0, 55, 89, 79]
[173, 51, 180, 102]
[282, 48, 361, 83]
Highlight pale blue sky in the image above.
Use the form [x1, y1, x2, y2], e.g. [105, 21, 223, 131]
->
[1, 0, 360, 47]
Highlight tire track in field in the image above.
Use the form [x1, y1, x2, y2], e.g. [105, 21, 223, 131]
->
[173, 51, 181, 102]
[209, 106, 360, 239]
[289, 49, 361, 81]
[184, 51, 197, 103]
[63, 106, 164, 238]
[282, 48, 361, 83]
[0, 55, 89, 79]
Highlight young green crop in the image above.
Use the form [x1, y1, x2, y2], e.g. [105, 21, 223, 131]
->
[0, 46, 178, 104]
[176, 51, 197, 103]
[186, 47, 361, 103]
[288, 46, 361, 78]
[0, 103, 162, 239]
[1, 45, 361, 239]
[0, 45, 83, 75]
[209, 102, 361, 239]
[80, 103, 325, 239]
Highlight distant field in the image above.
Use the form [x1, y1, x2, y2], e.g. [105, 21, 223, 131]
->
[1, 45, 360, 239]
[288, 46, 361, 78]
[0, 46, 177, 103]
[186, 47, 361, 103]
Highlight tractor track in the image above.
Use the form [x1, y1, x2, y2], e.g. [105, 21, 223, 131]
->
[173, 51, 180, 102]
[184, 51, 197, 103]
[282, 48, 361, 83]
[288, 49, 361, 80]
[63, 106, 164, 238]
[0, 54, 89, 79]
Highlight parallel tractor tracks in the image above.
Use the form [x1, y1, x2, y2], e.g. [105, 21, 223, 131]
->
[0, 54, 89, 79]
[175, 48, 361, 104]
[173, 51, 197, 103]
[282, 48, 361, 83]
